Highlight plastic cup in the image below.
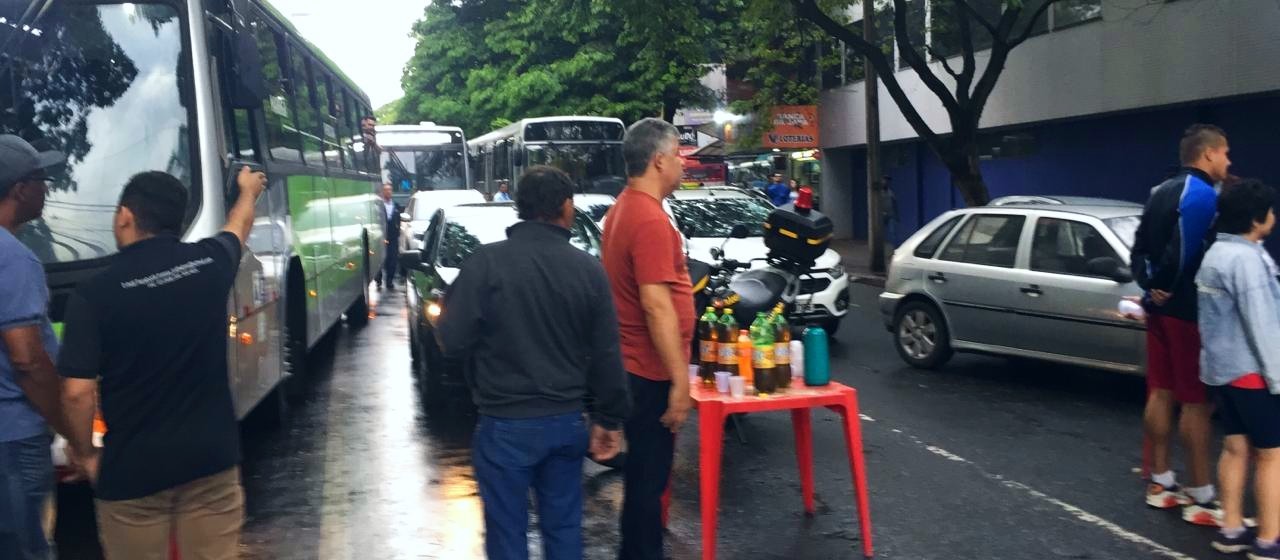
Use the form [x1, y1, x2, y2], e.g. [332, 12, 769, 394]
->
[714, 371, 731, 393]
[688, 364, 700, 386]
[729, 376, 746, 399]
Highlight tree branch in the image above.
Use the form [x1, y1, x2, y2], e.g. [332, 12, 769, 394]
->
[956, 1, 976, 105]
[1009, 0, 1056, 47]
[952, 0, 998, 38]
[926, 45, 962, 80]
[790, 0, 942, 148]
[890, 0, 960, 113]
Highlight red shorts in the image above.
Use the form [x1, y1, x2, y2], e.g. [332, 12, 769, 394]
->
[1146, 313, 1207, 404]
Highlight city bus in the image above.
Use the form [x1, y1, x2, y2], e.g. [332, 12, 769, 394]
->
[0, 0, 383, 421]
[468, 116, 626, 197]
[377, 122, 471, 206]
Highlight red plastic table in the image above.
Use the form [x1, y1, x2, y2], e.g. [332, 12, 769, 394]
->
[665, 380, 874, 559]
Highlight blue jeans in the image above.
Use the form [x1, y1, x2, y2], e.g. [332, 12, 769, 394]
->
[0, 433, 53, 560]
[473, 412, 589, 560]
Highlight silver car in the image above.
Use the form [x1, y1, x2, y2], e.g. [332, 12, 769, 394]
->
[879, 200, 1146, 373]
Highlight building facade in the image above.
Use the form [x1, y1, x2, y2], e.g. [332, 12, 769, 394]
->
[819, 0, 1280, 245]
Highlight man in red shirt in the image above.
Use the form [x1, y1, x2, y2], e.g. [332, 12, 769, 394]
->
[602, 118, 694, 560]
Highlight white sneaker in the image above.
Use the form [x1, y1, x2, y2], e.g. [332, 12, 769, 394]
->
[1146, 482, 1192, 509]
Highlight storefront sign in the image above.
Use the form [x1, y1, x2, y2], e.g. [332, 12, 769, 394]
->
[762, 105, 819, 149]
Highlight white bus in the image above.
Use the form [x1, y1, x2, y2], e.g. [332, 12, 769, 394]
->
[468, 116, 626, 197]
[377, 122, 471, 206]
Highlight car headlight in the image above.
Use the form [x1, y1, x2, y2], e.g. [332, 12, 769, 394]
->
[827, 263, 846, 277]
[426, 302, 442, 318]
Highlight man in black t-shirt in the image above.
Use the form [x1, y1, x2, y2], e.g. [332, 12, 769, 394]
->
[58, 167, 265, 560]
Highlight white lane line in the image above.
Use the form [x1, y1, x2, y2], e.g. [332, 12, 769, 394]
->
[889, 432, 1195, 560]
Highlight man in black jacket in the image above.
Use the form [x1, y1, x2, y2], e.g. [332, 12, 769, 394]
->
[1130, 124, 1231, 524]
[438, 165, 631, 560]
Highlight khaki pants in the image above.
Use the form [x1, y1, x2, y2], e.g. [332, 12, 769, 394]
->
[96, 467, 244, 560]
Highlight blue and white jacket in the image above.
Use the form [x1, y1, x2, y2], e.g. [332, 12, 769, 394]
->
[1130, 168, 1218, 321]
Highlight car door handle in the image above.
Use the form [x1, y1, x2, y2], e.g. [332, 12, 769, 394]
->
[927, 272, 947, 284]
[1020, 284, 1043, 297]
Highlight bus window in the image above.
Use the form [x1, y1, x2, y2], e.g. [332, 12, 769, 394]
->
[288, 45, 324, 167]
[333, 89, 353, 171]
[314, 74, 343, 170]
[253, 17, 301, 162]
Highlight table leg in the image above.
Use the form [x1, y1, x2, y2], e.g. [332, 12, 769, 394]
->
[699, 401, 725, 560]
[791, 408, 816, 515]
[831, 400, 874, 559]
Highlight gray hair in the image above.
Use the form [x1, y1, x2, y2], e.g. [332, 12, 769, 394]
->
[623, 118, 678, 178]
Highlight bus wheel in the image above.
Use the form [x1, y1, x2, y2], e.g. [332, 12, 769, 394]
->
[345, 239, 371, 328]
[283, 264, 309, 399]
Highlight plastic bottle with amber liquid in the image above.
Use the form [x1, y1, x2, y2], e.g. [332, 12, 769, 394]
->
[716, 308, 739, 374]
[750, 312, 777, 395]
[770, 304, 792, 391]
[696, 306, 719, 385]
[736, 329, 753, 387]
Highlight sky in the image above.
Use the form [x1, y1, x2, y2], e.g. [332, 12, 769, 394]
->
[268, 0, 426, 108]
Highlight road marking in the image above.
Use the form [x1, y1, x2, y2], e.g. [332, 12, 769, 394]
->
[859, 413, 876, 422]
[889, 432, 1195, 560]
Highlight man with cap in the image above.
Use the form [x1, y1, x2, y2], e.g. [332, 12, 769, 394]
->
[0, 134, 67, 560]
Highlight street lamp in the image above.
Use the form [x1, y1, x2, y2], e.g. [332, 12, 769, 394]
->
[713, 110, 744, 124]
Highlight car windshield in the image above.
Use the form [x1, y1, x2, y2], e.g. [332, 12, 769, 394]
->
[669, 196, 773, 238]
[0, 1, 192, 264]
[1104, 216, 1141, 248]
[526, 143, 625, 195]
[382, 146, 467, 196]
[438, 210, 516, 268]
[580, 202, 613, 222]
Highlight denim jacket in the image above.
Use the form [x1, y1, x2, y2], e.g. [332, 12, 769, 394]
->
[1196, 233, 1280, 393]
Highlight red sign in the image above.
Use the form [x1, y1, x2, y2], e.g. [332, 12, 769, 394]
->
[762, 105, 819, 149]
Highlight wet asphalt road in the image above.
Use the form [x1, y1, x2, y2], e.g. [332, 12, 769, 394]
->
[55, 283, 1229, 559]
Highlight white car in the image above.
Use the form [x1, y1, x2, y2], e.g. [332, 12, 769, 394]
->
[399, 189, 487, 251]
[574, 193, 616, 227]
[667, 187, 850, 333]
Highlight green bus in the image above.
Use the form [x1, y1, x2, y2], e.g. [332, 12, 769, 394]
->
[0, 0, 383, 419]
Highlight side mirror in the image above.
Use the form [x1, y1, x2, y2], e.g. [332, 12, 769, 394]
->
[399, 250, 423, 271]
[400, 212, 412, 223]
[1087, 256, 1133, 283]
[729, 224, 750, 239]
[709, 247, 723, 261]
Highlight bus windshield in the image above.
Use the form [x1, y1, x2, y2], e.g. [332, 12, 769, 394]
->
[0, 1, 192, 264]
[381, 146, 467, 196]
[526, 143, 625, 196]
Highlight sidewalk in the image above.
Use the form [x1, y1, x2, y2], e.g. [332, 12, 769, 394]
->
[830, 238, 889, 288]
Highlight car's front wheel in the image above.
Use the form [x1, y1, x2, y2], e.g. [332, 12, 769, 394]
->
[893, 300, 953, 369]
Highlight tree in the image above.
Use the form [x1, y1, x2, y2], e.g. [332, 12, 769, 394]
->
[792, 0, 1059, 206]
[724, 1, 845, 148]
[399, 0, 737, 137]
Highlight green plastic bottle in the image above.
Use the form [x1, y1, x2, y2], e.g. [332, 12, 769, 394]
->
[751, 312, 777, 395]
[771, 304, 792, 390]
[716, 308, 739, 372]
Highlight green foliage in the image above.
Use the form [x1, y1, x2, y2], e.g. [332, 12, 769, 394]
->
[375, 98, 403, 124]
[725, 0, 850, 148]
[400, 0, 738, 138]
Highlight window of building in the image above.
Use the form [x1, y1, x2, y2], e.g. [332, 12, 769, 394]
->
[1052, 0, 1102, 29]
[252, 15, 301, 162]
[1030, 217, 1120, 277]
[929, 0, 1000, 59]
[939, 214, 1025, 268]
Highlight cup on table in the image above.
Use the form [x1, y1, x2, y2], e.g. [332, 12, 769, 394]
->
[729, 376, 746, 399]
[714, 371, 731, 393]
[688, 364, 700, 386]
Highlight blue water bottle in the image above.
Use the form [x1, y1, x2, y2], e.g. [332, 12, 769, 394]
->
[802, 326, 830, 386]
